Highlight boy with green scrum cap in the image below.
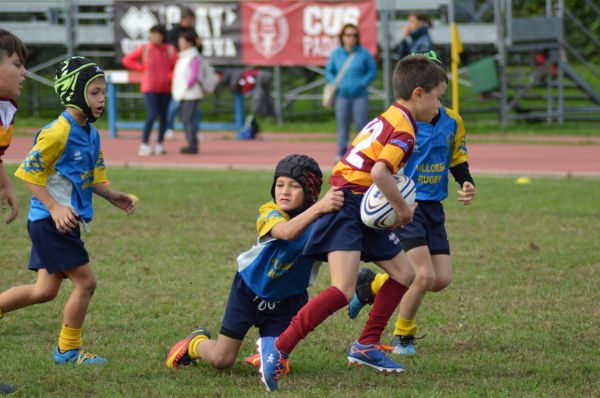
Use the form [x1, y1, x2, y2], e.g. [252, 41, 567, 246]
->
[0, 56, 136, 365]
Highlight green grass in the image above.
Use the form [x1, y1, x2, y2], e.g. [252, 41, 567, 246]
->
[1, 167, 599, 397]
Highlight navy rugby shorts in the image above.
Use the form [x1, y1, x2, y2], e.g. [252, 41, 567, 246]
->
[27, 217, 89, 274]
[303, 189, 404, 263]
[220, 273, 308, 340]
[397, 200, 450, 255]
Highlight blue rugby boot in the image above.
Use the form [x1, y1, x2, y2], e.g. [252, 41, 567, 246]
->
[390, 335, 418, 356]
[53, 347, 107, 365]
[347, 341, 405, 374]
[258, 336, 289, 392]
[347, 268, 376, 319]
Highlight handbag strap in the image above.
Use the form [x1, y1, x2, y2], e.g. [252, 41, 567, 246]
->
[332, 52, 357, 88]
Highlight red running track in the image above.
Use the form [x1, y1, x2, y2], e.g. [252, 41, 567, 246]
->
[4, 131, 600, 177]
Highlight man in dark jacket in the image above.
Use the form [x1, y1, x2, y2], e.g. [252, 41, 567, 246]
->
[167, 8, 198, 48]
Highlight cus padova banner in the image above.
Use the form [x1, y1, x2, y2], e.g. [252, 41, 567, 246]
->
[115, 0, 376, 66]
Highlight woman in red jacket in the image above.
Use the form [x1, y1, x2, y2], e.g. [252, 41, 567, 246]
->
[122, 25, 177, 156]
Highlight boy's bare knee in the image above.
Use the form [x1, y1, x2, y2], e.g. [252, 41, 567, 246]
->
[211, 355, 236, 369]
[334, 285, 354, 302]
[430, 274, 452, 292]
[414, 271, 435, 291]
[32, 287, 58, 303]
[76, 277, 97, 296]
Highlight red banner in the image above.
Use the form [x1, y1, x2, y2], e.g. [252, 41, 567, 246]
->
[241, 0, 376, 66]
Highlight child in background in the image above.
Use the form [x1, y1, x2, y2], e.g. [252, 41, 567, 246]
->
[172, 31, 203, 155]
[258, 55, 448, 392]
[348, 51, 476, 356]
[0, 56, 136, 365]
[165, 154, 343, 371]
[0, 27, 27, 397]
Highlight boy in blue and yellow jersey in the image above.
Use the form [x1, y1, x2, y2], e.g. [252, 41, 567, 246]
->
[165, 154, 344, 371]
[0, 29, 27, 226]
[0, 56, 136, 365]
[258, 55, 448, 392]
[348, 51, 476, 357]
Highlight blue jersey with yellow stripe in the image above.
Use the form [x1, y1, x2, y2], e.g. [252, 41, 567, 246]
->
[236, 201, 320, 301]
[404, 107, 468, 201]
[14, 111, 108, 222]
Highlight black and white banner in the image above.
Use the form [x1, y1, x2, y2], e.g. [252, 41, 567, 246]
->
[114, 1, 241, 65]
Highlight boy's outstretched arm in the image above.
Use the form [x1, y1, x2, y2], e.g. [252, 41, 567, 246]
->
[270, 187, 344, 241]
[0, 163, 18, 224]
[93, 182, 136, 215]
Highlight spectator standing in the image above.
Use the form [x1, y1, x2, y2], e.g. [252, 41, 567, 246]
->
[397, 13, 434, 59]
[172, 31, 203, 154]
[165, 8, 199, 140]
[122, 25, 177, 156]
[325, 24, 377, 161]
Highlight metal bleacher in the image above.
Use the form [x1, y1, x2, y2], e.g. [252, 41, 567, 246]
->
[0, 0, 114, 47]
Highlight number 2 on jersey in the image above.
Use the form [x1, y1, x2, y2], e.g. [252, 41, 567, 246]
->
[345, 118, 384, 168]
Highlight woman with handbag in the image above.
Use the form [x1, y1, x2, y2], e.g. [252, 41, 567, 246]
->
[324, 23, 377, 161]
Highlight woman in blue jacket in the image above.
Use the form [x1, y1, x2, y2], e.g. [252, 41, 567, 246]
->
[325, 23, 377, 160]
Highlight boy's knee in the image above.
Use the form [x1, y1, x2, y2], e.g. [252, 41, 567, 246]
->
[430, 274, 452, 292]
[76, 277, 97, 296]
[333, 285, 354, 302]
[32, 287, 59, 304]
[211, 355, 236, 369]
[414, 271, 435, 291]
[84, 279, 97, 295]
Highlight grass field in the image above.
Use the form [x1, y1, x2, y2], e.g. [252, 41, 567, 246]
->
[1, 167, 599, 397]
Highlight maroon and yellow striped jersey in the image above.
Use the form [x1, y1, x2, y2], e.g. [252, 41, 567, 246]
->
[330, 103, 417, 192]
[0, 99, 17, 162]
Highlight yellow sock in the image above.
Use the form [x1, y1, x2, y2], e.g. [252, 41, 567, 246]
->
[393, 316, 417, 337]
[371, 273, 390, 296]
[188, 334, 209, 360]
[58, 325, 83, 353]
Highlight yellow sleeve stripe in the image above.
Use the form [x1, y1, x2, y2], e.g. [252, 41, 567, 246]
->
[445, 108, 469, 167]
[0, 125, 12, 147]
[256, 202, 289, 237]
[14, 116, 70, 185]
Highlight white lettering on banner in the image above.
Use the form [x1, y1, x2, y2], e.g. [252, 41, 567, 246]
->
[303, 6, 360, 36]
[194, 6, 239, 58]
[202, 38, 237, 57]
[164, 5, 181, 30]
[302, 6, 360, 58]
[302, 36, 339, 57]
[209, 7, 224, 37]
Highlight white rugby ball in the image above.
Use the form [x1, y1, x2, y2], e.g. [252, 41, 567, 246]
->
[360, 174, 416, 229]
